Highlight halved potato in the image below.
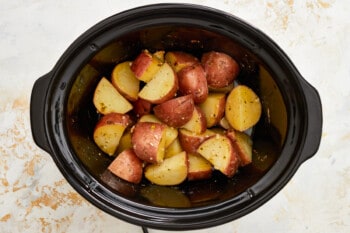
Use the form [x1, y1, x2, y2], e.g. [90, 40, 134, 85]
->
[138, 114, 178, 147]
[93, 77, 133, 114]
[225, 85, 262, 131]
[165, 51, 199, 73]
[93, 113, 132, 156]
[231, 130, 253, 166]
[164, 138, 183, 158]
[188, 153, 212, 181]
[131, 122, 167, 163]
[178, 128, 215, 154]
[181, 106, 207, 134]
[111, 61, 140, 101]
[153, 95, 194, 128]
[197, 134, 240, 177]
[132, 98, 152, 118]
[131, 50, 163, 82]
[108, 149, 143, 184]
[115, 129, 132, 155]
[177, 63, 208, 104]
[198, 93, 226, 128]
[201, 51, 239, 88]
[144, 151, 188, 186]
[138, 62, 178, 104]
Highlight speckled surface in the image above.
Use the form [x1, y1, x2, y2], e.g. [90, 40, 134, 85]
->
[1, 0, 349, 232]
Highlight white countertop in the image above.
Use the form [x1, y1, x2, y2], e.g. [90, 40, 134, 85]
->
[1, 0, 349, 232]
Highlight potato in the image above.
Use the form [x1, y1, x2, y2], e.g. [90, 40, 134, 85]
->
[115, 130, 132, 155]
[138, 62, 178, 104]
[177, 63, 208, 104]
[153, 95, 194, 128]
[219, 117, 231, 130]
[138, 114, 178, 148]
[198, 93, 226, 128]
[131, 50, 163, 82]
[164, 138, 183, 158]
[165, 51, 199, 73]
[178, 128, 215, 154]
[93, 113, 132, 156]
[144, 151, 188, 186]
[153, 50, 165, 62]
[187, 153, 212, 181]
[132, 98, 152, 118]
[201, 51, 240, 88]
[108, 149, 143, 184]
[225, 85, 262, 131]
[231, 130, 253, 166]
[93, 77, 133, 114]
[131, 122, 167, 163]
[111, 61, 140, 101]
[197, 134, 240, 177]
[181, 106, 207, 134]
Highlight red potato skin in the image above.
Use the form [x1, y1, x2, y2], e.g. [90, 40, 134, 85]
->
[201, 51, 240, 88]
[95, 112, 132, 129]
[132, 98, 152, 118]
[108, 149, 143, 184]
[130, 51, 152, 78]
[177, 63, 208, 104]
[153, 95, 195, 128]
[131, 122, 166, 163]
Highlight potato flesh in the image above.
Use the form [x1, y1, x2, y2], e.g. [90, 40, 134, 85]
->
[138, 62, 177, 103]
[93, 77, 133, 114]
[144, 151, 188, 186]
[111, 61, 140, 101]
[225, 85, 261, 131]
[197, 134, 238, 177]
[93, 124, 126, 156]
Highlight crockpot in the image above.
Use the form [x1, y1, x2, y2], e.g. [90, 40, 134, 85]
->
[30, 3, 322, 231]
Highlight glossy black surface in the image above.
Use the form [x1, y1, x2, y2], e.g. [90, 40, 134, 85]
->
[30, 3, 322, 230]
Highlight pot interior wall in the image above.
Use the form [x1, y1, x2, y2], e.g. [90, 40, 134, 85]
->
[66, 25, 288, 208]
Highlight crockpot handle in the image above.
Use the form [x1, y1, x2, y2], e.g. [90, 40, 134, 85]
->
[298, 78, 322, 163]
[30, 72, 52, 154]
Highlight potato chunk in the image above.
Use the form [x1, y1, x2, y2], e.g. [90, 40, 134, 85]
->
[225, 85, 261, 131]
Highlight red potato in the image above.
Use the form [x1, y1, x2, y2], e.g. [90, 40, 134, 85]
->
[111, 61, 140, 101]
[197, 134, 240, 177]
[187, 153, 212, 181]
[138, 62, 178, 104]
[144, 151, 188, 186]
[177, 63, 208, 104]
[108, 149, 143, 184]
[201, 51, 240, 88]
[131, 50, 163, 82]
[93, 77, 133, 114]
[178, 128, 215, 154]
[138, 114, 178, 148]
[153, 95, 195, 128]
[115, 130, 133, 155]
[225, 85, 262, 131]
[132, 98, 152, 118]
[131, 122, 167, 163]
[198, 93, 226, 128]
[231, 130, 253, 166]
[153, 50, 165, 62]
[164, 138, 183, 158]
[93, 113, 132, 156]
[181, 106, 207, 134]
[165, 51, 199, 73]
